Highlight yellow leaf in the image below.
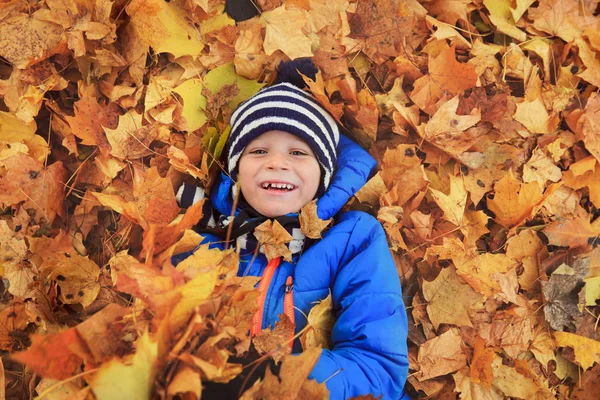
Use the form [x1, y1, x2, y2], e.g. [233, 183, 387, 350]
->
[90, 332, 158, 400]
[0, 112, 48, 163]
[554, 331, 600, 370]
[203, 63, 265, 110]
[429, 174, 468, 226]
[125, 0, 204, 58]
[261, 6, 313, 59]
[172, 79, 208, 132]
[483, 0, 527, 41]
[301, 293, 334, 350]
[584, 276, 600, 306]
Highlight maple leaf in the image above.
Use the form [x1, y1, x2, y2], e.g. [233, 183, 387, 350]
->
[253, 220, 294, 262]
[429, 174, 468, 226]
[261, 6, 313, 60]
[299, 201, 332, 239]
[422, 266, 484, 329]
[0, 11, 65, 69]
[253, 313, 295, 363]
[410, 45, 478, 112]
[543, 216, 600, 248]
[486, 169, 544, 228]
[92, 166, 180, 230]
[104, 110, 167, 160]
[234, 21, 268, 80]
[417, 329, 468, 381]
[240, 347, 326, 399]
[65, 82, 120, 153]
[125, 0, 204, 58]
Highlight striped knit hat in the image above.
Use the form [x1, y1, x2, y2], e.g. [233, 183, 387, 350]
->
[226, 82, 340, 194]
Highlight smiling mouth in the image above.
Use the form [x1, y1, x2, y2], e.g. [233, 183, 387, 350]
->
[261, 182, 296, 192]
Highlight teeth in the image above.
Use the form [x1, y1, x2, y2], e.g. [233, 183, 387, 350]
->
[262, 182, 295, 190]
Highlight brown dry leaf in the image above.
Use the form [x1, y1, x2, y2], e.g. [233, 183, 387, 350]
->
[420, 96, 482, 158]
[254, 220, 294, 262]
[417, 329, 468, 381]
[166, 146, 207, 181]
[0, 302, 33, 352]
[261, 6, 313, 59]
[354, 172, 388, 206]
[489, 355, 554, 399]
[166, 365, 202, 399]
[456, 252, 518, 298]
[235, 21, 267, 80]
[93, 166, 180, 229]
[454, 367, 504, 400]
[554, 331, 600, 370]
[300, 292, 334, 350]
[240, 347, 325, 399]
[11, 328, 83, 380]
[299, 200, 332, 239]
[65, 82, 120, 154]
[505, 229, 544, 291]
[522, 148, 562, 187]
[578, 93, 600, 163]
[125, 0, 204, 58]
[0, 11, 65, 69]
[47, 255, 101, 307]
[104, 110, 164, 160]
[253, 313, 295, 363]
[422, 266, 484, 329]
[487, 169, 544, 228]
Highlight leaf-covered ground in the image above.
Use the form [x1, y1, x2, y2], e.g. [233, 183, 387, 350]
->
[1, 0, 600, 398]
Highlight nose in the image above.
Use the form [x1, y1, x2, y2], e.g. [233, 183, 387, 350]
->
[265, 152, 290, 170]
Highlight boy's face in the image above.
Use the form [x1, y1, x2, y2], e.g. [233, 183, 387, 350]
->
[237, 130, 321, 218]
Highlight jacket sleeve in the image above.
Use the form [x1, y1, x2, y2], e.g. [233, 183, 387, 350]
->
[308, 215, 410, 399]
[316, 134, 377, 221]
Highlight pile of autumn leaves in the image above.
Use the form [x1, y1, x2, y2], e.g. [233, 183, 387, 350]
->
[1, 0, 600, 398]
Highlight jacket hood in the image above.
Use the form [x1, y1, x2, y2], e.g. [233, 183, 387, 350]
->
[210, 134, 377, 220]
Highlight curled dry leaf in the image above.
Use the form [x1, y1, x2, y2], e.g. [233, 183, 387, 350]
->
[301, 292, 334, 350]
[299, 200, 332, 239]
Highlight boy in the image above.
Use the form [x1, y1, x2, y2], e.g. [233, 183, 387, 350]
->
[175, 68, 409, 399]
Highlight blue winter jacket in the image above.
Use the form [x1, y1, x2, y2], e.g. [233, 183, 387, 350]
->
[174, 135, 410, 399]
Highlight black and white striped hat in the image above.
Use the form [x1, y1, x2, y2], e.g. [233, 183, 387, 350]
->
[226, 82, 340, 194]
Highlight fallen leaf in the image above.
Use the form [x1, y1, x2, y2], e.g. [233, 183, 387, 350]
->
[300, 292, 334, 350]
[253, 313, 295, 363]
[429, 174, 468, 226]
[417, 329, 468, 381]
[299, 201, 332, 239]
[422, 266, 484, 329]
[254, 220, 294, 262]
[90, 332, 158, 400]
[487, 169, 543, 228]
[554, 332, 600, 370]
[261, 6, 313, 59]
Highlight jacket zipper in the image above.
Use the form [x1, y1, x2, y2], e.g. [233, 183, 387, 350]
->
[251, 257, 281, 336]
[284, 276, 295, 350]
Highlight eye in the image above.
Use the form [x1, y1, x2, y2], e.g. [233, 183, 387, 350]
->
[249, 149, 267, 154]
[291, 150, 308, 156]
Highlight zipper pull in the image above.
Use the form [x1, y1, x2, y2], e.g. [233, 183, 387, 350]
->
[285, 276, 293, 293]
